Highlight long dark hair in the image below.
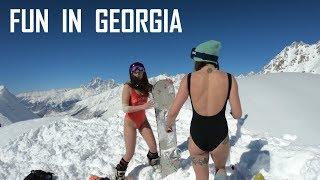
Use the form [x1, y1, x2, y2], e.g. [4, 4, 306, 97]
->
[194, 61, 219, 71]
[127, 62, 152, 95]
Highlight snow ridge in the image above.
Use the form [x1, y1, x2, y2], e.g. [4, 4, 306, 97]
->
[17, 77, 119, 117]
[0, 86, 39, 126]
[237, 41, 320, 78]
[260, 41, 320, 74]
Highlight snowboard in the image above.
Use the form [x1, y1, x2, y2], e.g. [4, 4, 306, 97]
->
[152, 79, 180, 178]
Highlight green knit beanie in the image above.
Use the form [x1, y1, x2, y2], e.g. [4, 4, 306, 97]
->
[191, 40, 221, 62]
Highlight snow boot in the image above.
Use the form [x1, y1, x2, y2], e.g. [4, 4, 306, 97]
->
[147, 151, 160, 166]
[115, 158, 128, 180]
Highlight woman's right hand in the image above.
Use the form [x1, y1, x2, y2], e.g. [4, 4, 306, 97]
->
[142, 100, 154, 109]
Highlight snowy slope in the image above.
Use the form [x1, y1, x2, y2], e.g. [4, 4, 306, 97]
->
[17, 75, 185, 120]
[41, 73, 320, 145]
[66, 85, 123, 119]
[260, 41, 320, 74]
[66, 74, 185, 119]
[0, 86, 39, 126]
[0, 73, 320, 179]
[17, 78, 118, 117]
[0, 108, 319, 179]
[0, 113, 11, 127]
[0, 117, 61, 147]
[237, 72, 320, 145]
[16, 73, 320, 145]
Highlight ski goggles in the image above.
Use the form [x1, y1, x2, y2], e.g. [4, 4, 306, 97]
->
[130, 65, 145, 74]
[190, 48, 219, 63]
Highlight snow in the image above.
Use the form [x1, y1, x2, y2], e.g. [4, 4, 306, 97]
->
[0, 110, 319, 179]
[15, 74, 186, 120]
[0, 117, 61, 147]
[0, 72, 320, 179]
[0, 86, 39, 126]
[260, 41, 320, 74]
[237, 72, 320, 145]
[82, 77, 118, 91]
[66, 85, 123, 119]
[237, 41, 320, 78]
[0, 113, 11, 127]
[17, 77, 119, 117]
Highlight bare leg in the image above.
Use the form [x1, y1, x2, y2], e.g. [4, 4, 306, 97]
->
[123, 119, 137, 162]
[210, 135, 230, 173]
[139, 120, 157, 153]
[188, 137, 210, 180]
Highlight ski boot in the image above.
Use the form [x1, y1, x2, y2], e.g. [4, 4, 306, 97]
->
[147, 151, 160, 166]
[115, 158, 128, 180]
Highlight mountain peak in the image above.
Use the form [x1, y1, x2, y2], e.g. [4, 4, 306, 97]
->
[288, 41, 310, 50]
[290, 41, 306, 46]
[0, 85, 39, 125]
[83, 77, 118, 91]
[88, 77, 104, 87]
[259, 41, 320, 74]
[0, 85, 8, 95]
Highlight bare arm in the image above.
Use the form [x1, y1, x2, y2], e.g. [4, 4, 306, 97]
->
[166, 75, 189, 130]
[229, 76, 242, 119]
[122, 84, 152, 113]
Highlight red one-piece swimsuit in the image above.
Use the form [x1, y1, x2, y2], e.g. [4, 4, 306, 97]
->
[125, 88, 148, 128]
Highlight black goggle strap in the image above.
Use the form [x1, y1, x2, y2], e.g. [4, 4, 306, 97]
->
[190, 48, 219, 64]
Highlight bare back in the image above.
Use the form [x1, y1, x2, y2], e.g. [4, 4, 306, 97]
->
[167, 64, 242, 128]
[190, 69, 229, 116]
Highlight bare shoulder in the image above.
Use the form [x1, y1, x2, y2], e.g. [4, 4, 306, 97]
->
[124, 83, 130, 88]
[219, 71, 235, 78]
[214, 70, 230, 79]
[123, 83, 132, 92]
[122, 84, 131, 100]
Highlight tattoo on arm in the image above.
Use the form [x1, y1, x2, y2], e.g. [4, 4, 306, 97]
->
[191, 156, 209, 166]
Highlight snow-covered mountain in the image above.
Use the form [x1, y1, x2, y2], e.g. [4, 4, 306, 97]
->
[17, 75, 184, 119]
[0, 73, 320, 179]
[0, 86, 39, 126]
[67, 74, 186, 119]
[17, 77, 119, 117]
[237, 41, 320, 78]
[237, 71, 255, 78]
[81, 77, 118, 91]
[12, 72, 320, 145]
[260, 41, 320, 74]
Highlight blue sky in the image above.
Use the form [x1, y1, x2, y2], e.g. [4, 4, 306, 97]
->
[0, 0, 319, 94]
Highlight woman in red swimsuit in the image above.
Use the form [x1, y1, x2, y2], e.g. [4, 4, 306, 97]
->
[114, 62, 159, 180]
